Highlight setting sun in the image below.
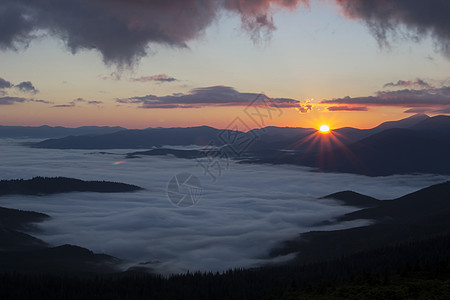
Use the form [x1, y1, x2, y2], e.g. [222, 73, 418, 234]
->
[319, 124, 331, 133]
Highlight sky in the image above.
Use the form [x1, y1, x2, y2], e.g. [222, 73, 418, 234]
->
[1, 0, 450, 130]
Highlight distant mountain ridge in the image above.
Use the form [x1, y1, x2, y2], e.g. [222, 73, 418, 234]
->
[30, 114, 432, 150]
[31, 126, 226, 149]
[253, 115, 450, 176]
[0, 125, 125, 138]
[0, 177, 143, 196]
[24, 114, 450, 176]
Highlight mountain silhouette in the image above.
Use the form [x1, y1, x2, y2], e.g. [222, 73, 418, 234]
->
[255, 115, 450, 176]
[0, 125, 124, 138]
[32, 126, 227, 149]
[273, 181, 450, 264]
[26, 114, 450, 176]
[321, 191, 380, 208]
[0, 177, 143, 196]
[0, 184, 124, 274]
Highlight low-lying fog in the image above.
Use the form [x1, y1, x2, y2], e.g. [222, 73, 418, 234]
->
[1, 139, 448, 274]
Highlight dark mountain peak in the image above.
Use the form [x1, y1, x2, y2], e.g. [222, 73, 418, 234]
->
[321, 191, 380, 207]
[339, 181, 450, 224]
[395, 180, 450, 203]
[407, 113, 429, 119]
[374, 113, 430, 131]
[46, 244, 95, 256]
[0, 206, 50, 231]
[413, 115, 450, 130]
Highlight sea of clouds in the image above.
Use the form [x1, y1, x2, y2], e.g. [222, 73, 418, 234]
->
[0, 138, 448, 274]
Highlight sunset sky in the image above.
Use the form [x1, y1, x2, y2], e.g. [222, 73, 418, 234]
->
[1, 0, 449, 130]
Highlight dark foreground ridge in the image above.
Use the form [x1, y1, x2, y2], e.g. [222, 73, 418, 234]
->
[273, 181, 450, 264]
[0, 205, 121, 274]
[0, 177, 143, 196]
[1, 181, 450, 298]
[1, 234, 450, 299]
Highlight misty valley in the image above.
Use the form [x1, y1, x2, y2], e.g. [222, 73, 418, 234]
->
[1, 115, 450, 298]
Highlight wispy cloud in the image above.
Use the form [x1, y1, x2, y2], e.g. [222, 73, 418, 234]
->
[404, 107, 450, 114]
[117, 85, 306, 110]
[31, 99, 52, 104]
[53, 98, 103, 108]
[0, 96, 27, 105]
[88, 100, 103, 105]
[0, 96, 51, 105]
[0, 76, 39, 95]
[383, 79, 432, 89]
[0, 77, 13, 89]
[130, 74, 177, 83]
[14, 81, 38, 94]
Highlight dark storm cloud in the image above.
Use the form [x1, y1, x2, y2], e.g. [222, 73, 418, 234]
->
[327, 106, 368, 112]
[335, 0, 450, 58]
[130, 74, 177, 83]
[0, 77, 12, 89]
[1, 1, 450, 66]
[383, 79, 432, 89]
[322, 87, 450, 108]
[116, 85, 303, 109]
[15, 81, 38, 94]
[0, 0, 308, 66]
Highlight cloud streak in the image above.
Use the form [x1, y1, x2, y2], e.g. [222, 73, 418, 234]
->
[383, 79, 432, 89]
[327, 106, 368, 112]
[0, 96, 26, 105]
[117, 85, 305, 109]
[0, 96, 51, 105]
[130, 74, 177, 83]
[52, 98, 103, 108]
[322, 86, 450, 111]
